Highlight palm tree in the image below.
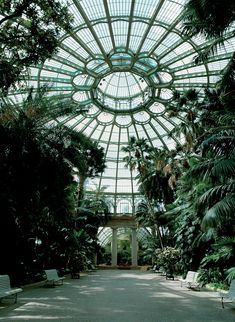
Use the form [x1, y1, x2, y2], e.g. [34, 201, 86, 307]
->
[182, 0, 235, 63]
[190, 59, 235, 235]
[171, 56, 235, 280]
[122, 136, 152, 175]
[0, 87, 104, 282]
[122, 137, 177, 249]
[167, 89, 203, 152]
[183, 0, 235, 38]
[65, 130, 106, 209]
[189, 129, 235, 234]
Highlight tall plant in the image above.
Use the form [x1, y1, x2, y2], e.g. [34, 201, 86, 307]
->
[0, 0, 73, 95]
[122, 137, 179, 249]
[182, 0, 235, 63]
[0, 88, 105, 283]
[171, 65, 235, 280]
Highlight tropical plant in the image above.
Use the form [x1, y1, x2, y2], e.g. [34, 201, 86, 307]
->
[138, 233, 159, 266]
[66, 229, 96, 273]
[122, 138, 163, 248]
[170, 53, 235, 282]
[183, 0, 235, 38]
[123, 136, 184, 250]
[0, 0, 73, 95]
[182, 0, 235, 63]
[67, 132, 106, 208]
[167, 89, 203, 153]
[0, 88, 105, 283]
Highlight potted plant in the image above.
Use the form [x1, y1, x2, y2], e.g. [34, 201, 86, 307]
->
[156, 247, 181, 279]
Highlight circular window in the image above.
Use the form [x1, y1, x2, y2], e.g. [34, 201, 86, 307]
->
[94, 71, 151, 111]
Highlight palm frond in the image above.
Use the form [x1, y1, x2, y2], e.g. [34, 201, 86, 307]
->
[194, 37, 226, 64]
[213, 236, 235, 247]
[189, 157, 235, 180]
[212, 158, 235, 177]
[187, 158, 215, 178]
[182, 0, 235, 38]
[202, 130, 235, 157]
[202, 195, 235, 230]
[219, 51, 235, 93]
[226, 267, 235, 282]
[199, 182, 235, 208]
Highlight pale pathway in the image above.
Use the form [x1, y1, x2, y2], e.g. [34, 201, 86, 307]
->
[0, 269, 235, 322]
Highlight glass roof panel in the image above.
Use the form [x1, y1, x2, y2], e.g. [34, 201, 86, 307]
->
[93, 23, 113, 52]
[129, 22, 149, 51]
[76, 28, 103, 55]
[108, 0, 132, 16]
[158, 2, 182, 23]
[81, 0, 106, 20]
[112, 21, 129, 47]
[7, 0, 235, 207]
[134, 0, 158, 17]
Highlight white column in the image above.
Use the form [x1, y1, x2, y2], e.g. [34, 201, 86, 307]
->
[131, 228, 138, 266]
[111, 228, 118, 266]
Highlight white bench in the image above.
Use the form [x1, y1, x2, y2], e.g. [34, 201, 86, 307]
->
[220, 279, 235, 308]
[87, 262, 98, 272]
[44, 269, 65, 287]
[179, 271, 200, 289]
[0, 275, 22, 303]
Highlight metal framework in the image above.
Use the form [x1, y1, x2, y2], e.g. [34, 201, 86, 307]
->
[5, 0, 235, 210]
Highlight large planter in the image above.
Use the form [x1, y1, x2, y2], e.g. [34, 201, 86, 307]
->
[118, 263, 131, 270]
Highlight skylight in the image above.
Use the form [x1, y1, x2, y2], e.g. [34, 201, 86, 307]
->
[6, 0, 235, 210]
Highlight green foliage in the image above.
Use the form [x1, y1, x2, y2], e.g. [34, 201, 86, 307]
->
[156, 247, 181, 274]
[226, 267, 235, 282]
[200, 237, 235, 282]
[183, 0, 235, 38]
[0, 88, 106, 283]
[168, 30, 235, 276]
[182, 0, 235, 63]
[139, 242, 156, 265]
[117, 246, 131, 265]
[0, 0, 73, 95]
[66, 229, 96, 272]
[198, 268, 225, 287]
[174, 202, 204, 273]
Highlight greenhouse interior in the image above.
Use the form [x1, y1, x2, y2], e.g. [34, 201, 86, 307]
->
[0, 0, 235, 319]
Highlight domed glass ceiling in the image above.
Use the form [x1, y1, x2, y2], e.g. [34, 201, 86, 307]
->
[6, 0, 235, 212]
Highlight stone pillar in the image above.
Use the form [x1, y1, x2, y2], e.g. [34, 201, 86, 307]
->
[111, 227, 118, 266]
[131, 228, 138, 266]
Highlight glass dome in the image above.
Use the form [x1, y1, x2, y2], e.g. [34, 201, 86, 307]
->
[6, 0, 235, 212]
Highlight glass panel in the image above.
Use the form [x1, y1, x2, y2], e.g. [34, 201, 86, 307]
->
[93, 23, 113, 52]
[81, 0, 106, 20]
[6, 0, 235, 206]
[76, 28, 102, 55]
[134, 0, 158, 18]
[142, 25, 166, 52]
[112, 21, 129, 47]
[116, 179, 133, 193]
[109, 0, 131, 16]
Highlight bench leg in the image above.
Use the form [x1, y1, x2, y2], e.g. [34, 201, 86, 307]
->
[221, 296, 224, 309]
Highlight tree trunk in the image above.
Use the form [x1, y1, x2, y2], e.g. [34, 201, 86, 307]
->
[77, 175, 85, 210]
[146, 198, 164, 249]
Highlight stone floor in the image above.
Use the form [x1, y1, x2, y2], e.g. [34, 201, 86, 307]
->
[0, 269, 235, 322]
